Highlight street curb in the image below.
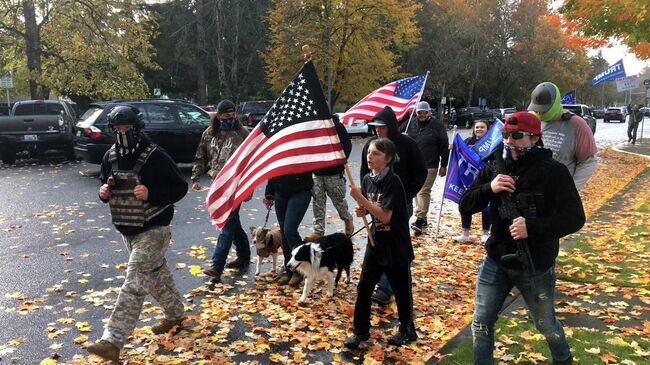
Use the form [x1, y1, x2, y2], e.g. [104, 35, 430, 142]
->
[427, 145, 650, 364]
[612, 142, 650, 160]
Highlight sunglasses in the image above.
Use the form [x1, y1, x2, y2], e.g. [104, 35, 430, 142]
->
[501, 130, 534, 140]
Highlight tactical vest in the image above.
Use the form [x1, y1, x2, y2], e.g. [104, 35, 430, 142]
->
[108, 145, 170, 227]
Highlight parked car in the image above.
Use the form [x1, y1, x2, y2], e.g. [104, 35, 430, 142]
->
[335, 113, 369, 136]
[454, 107, 496, 128]
[590, 106, 605, 119]
[73, 99, 210, 164]
[603, 107, 626, 123]
[640, 107, 650, 117]
[237, 100, 274, 130]
[563, 104, 596, 134]
[491, 107, 517, 121]
[0, 100, 77, 164]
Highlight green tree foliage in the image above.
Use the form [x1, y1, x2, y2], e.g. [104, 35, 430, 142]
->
[144, 0, 273, 104]
[0, 0, 157, 103]
[264, 0, 421, 107]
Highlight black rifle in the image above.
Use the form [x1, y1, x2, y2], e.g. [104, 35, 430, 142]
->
[491, 155, 538, 294]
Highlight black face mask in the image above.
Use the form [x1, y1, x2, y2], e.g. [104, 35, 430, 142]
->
[116, 129, 140, 155]
[220, 118, 237, 130]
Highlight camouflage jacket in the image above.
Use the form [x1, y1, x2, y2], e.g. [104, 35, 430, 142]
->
[191, 123, 249, 182]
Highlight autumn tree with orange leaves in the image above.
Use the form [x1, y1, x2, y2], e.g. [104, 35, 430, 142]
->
[263, 0, 421, 107]
[561, 0, 650, 59]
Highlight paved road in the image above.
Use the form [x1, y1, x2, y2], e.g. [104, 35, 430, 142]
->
[0, 119, 633, 363]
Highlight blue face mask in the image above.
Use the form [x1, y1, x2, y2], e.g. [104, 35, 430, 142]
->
[116, 129, 140, 155]
[220, 118, 237, 130]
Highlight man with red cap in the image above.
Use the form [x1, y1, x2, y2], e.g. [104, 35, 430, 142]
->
[459, 111, 584, 365]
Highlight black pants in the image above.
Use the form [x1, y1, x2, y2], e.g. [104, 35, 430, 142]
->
[353, 259, 415, 335]
[627, 121, 639, 143]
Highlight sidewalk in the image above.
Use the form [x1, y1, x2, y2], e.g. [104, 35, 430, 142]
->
[433, 143, 650, 364]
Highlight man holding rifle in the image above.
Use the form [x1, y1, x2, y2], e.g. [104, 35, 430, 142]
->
[459, 111, 585, 365]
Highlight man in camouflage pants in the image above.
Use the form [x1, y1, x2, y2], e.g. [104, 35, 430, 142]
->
[305, 115, 354, 241]
[86, 105, 188, 362]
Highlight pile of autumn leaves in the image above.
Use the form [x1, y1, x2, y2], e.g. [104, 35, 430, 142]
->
[52, 148, 647, 364]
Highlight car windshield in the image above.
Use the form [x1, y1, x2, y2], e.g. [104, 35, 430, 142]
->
[243, 102, 273, 114]
[176, 104, 211, 125]
[564, 106, 582, 115]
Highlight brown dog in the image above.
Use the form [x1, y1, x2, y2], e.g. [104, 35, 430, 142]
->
[250, 227, 282, 275]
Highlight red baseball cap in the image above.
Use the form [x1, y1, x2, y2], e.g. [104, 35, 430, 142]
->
[504, 112, 541, 135]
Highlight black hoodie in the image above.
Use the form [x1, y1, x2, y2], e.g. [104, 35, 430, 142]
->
[360, 106, 427, 200]
[459, 147, 585, 271]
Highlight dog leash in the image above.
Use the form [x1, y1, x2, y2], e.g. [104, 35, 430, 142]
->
[262, 207, 271, 229]
[320, 224, 370, 252]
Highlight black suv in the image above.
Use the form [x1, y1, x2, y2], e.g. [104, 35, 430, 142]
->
[237, 100, 274, 130]
[453, 107, 496, 128]
[74, 100, 210, 164]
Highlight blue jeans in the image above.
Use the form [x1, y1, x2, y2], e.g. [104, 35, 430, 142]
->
[375, 199, 414, 297]
[274, 190, 311, 274]
[211, 206, 250, 271]
[472, 256, 571, 364]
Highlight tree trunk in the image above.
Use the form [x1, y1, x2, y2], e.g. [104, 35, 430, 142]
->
[230, 0, 240, 102]
[195, 0, 207, 104]
[22, 0, 48, 99]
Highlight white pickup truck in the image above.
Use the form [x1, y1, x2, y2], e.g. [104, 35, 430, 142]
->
[0, 100, 77, 164]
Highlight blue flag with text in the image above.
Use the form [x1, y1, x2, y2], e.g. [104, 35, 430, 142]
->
[561, 90, 576, 104]
[471, 119, 503, 160]
[443, 134, 485, 203]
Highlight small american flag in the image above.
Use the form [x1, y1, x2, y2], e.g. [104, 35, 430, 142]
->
[341, 74, 426, 125]
[206, 60, 346, 229]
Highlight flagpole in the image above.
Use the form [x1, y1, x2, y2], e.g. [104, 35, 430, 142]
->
[435, 125, 457, 237]
[403, 71, 430, 134]
[302, 44, 375, 247]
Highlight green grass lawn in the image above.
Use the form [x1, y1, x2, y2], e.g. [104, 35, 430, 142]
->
[437, 319, 649, 364]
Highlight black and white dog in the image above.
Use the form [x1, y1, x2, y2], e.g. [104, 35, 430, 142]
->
[288, 232, 353, 304]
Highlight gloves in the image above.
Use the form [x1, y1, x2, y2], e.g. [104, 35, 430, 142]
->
[263, 195, 274, 210]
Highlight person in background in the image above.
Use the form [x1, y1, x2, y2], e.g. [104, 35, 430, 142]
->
[454, 119, 491, 243]
[527, 82, 597, 190]
[627, 104, 643, 145]
[195, 100, 251, 282]
[264, 171, 313, 287]
[406, 101, 449, 236]
[305, 114, 354, 241]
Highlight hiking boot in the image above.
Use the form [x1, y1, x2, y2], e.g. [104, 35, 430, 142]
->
[288, 273, 303, 287]
[276, 272, 291, 285]
[344, 218, 354, 236]
[387, 330, 418, 346]
[304, 232, 322, 242]
[202, 267, 222, 280]
[151, 318, 185, 335]
[225, 257, 250, 269]
[411, 218, 427, 236]
[343, 333, 370, 349]
[371, 290, 392, 306]
[86, 340, 119, 362]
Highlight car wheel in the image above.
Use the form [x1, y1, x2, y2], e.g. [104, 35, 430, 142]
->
[1, 149, 16, 164]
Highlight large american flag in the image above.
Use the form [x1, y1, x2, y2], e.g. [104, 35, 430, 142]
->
[206, 60, 346, 229]
[341, 74, 427, 125]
